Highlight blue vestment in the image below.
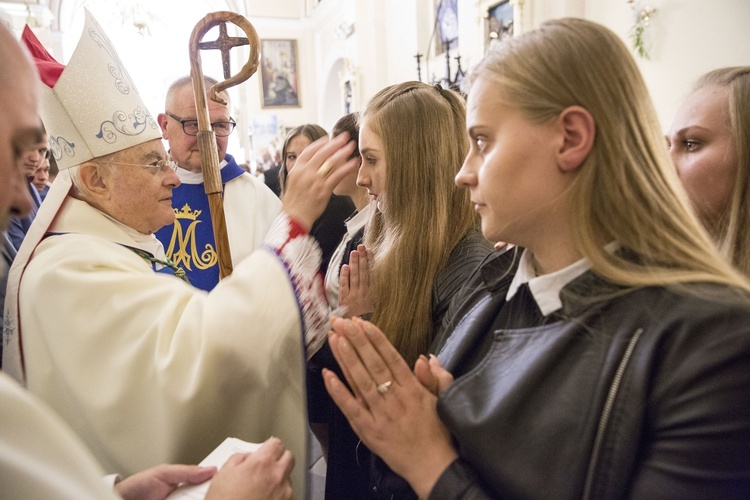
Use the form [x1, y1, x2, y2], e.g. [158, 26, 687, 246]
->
[155, 155, 245, 291]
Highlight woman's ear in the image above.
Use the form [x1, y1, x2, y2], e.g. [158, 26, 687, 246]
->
[78, 162, 111, 199]
[556, 105, 595, 172]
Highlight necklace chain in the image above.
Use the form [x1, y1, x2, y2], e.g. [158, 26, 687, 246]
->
[129, 248, 190, 284]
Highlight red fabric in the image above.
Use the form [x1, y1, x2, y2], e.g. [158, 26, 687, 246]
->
[286, 217, 310, 239]
[21, 26, 65, 88]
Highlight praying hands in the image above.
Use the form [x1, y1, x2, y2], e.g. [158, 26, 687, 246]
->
[322, 316, 458, 498]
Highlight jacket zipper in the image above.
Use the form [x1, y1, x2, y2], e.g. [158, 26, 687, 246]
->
[582, 328, 644, 500]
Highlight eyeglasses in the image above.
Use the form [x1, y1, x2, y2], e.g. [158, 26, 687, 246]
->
[106, 158, 178, 175]
[165, 111, 236, 137]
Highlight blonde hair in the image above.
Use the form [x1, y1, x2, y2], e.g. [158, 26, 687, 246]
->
[361, 81, 477, 365]
[467, 18, 749, 292]
[692, 67, 750, 276]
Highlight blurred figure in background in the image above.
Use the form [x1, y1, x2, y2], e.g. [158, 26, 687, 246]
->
[32, 154, 51, 201]
[280, 124, 356, 275]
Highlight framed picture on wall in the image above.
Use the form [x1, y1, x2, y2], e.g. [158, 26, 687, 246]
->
[260, 39, 300, 108]
[486, 1, 514, 49]
[435, 0, 459, 56]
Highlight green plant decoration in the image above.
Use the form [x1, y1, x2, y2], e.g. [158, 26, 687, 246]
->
[627, 0, 657, 59]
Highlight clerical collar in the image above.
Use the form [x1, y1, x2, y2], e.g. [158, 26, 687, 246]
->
[176, 159, 229, 184]
[99, 211, 166, 261]
[506, 243, 619, 316]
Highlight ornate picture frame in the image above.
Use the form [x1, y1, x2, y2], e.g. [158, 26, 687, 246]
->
[486, 1, 514, 49]
[260, 39, 300, 108]
[435, 0, 459, 56]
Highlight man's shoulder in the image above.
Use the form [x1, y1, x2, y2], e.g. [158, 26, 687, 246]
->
[31, 232, 139, 266]
[234, 170, 264, 184]
[227, 172, 282, 203]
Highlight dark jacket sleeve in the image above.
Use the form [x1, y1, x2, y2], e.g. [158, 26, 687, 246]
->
[429, 459, 495, 500]
[431, 229, 493, 331]
[616, 299, 750, 499]
[310, 195, 356, 275]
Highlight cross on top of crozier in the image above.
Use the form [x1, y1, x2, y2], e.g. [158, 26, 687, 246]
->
[189, 11, 260, 105]
[188, 11, 260, 279]
[198, 20, 249, 80]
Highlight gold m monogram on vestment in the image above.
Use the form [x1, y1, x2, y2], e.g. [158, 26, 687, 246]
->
[165, 204, 218, 271]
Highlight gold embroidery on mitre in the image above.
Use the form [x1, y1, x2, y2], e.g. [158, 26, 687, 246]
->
[165, 203, 217, 271]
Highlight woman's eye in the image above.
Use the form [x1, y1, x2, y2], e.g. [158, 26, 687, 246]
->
[473, 137, 487, 152]
[684, 140, 700, 152]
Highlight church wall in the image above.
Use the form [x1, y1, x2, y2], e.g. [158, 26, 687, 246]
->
[4, 0, 748, 164]
[235, 14, 317, 154]
[351, 0, 391, 107]
[354, 0, 749, 132]
[455, 0, 750, 131]
[243, 0, 303, 19]
[311, 0, 355, 131]
[586, 0, 750, 131]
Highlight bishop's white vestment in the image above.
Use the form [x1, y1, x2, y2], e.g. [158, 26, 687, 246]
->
[0, 372, 118, 499]
[4, 193, 326, 500]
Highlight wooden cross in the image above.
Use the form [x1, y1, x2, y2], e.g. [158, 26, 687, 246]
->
[197, 21, 250, 80]
[189, 12, 260, 279]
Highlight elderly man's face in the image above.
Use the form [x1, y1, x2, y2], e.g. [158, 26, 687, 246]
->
[159, 85, 231, 174]
[101, 138, 181, 234]
[0, 26, 37, 231]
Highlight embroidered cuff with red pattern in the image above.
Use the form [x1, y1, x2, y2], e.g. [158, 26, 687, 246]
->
[264, 214, 329, 358]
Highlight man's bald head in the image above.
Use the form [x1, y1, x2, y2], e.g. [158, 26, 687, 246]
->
[159, 75, 232, 173]
[0, 23, 38, 230]
[164, 75, 230, 110]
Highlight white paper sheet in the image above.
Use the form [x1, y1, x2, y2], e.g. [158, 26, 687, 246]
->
[165, 437, 261, 500]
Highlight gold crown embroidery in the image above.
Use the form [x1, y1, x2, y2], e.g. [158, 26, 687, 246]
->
[174, 203, 202, 220]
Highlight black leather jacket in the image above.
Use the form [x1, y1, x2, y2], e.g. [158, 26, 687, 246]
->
[428, 250, 750, 499]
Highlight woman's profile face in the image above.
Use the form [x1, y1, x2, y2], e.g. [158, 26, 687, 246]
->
[456, 76, 568, 248]
[357, 122, 387, 213]
[667, 85, 737, 225]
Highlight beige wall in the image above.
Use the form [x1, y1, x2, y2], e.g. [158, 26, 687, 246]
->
[4, 0, 748, 162]
[587, 0, 750, 131]
[456, 0, 750, 130]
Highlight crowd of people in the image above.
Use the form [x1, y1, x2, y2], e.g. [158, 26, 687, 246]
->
[1, 9, 749, 500]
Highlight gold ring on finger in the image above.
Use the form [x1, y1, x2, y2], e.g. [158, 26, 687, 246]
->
[316, 160, 334, 178]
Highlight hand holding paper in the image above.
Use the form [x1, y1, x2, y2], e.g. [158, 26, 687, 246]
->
[167, 437, 294, 500]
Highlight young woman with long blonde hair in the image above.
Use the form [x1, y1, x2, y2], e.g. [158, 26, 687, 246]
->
[347, 81, 492, 366]
[668, 66, 750, 276]
[323, 19, 750, 499]
[314, 82, 492, 498]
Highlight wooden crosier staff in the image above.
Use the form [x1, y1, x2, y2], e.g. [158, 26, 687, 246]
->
[188, 12, 260, 279]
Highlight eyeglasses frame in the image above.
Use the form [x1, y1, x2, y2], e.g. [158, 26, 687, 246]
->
[164, 111, 236, 137]
[103, 158, 179, 175]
